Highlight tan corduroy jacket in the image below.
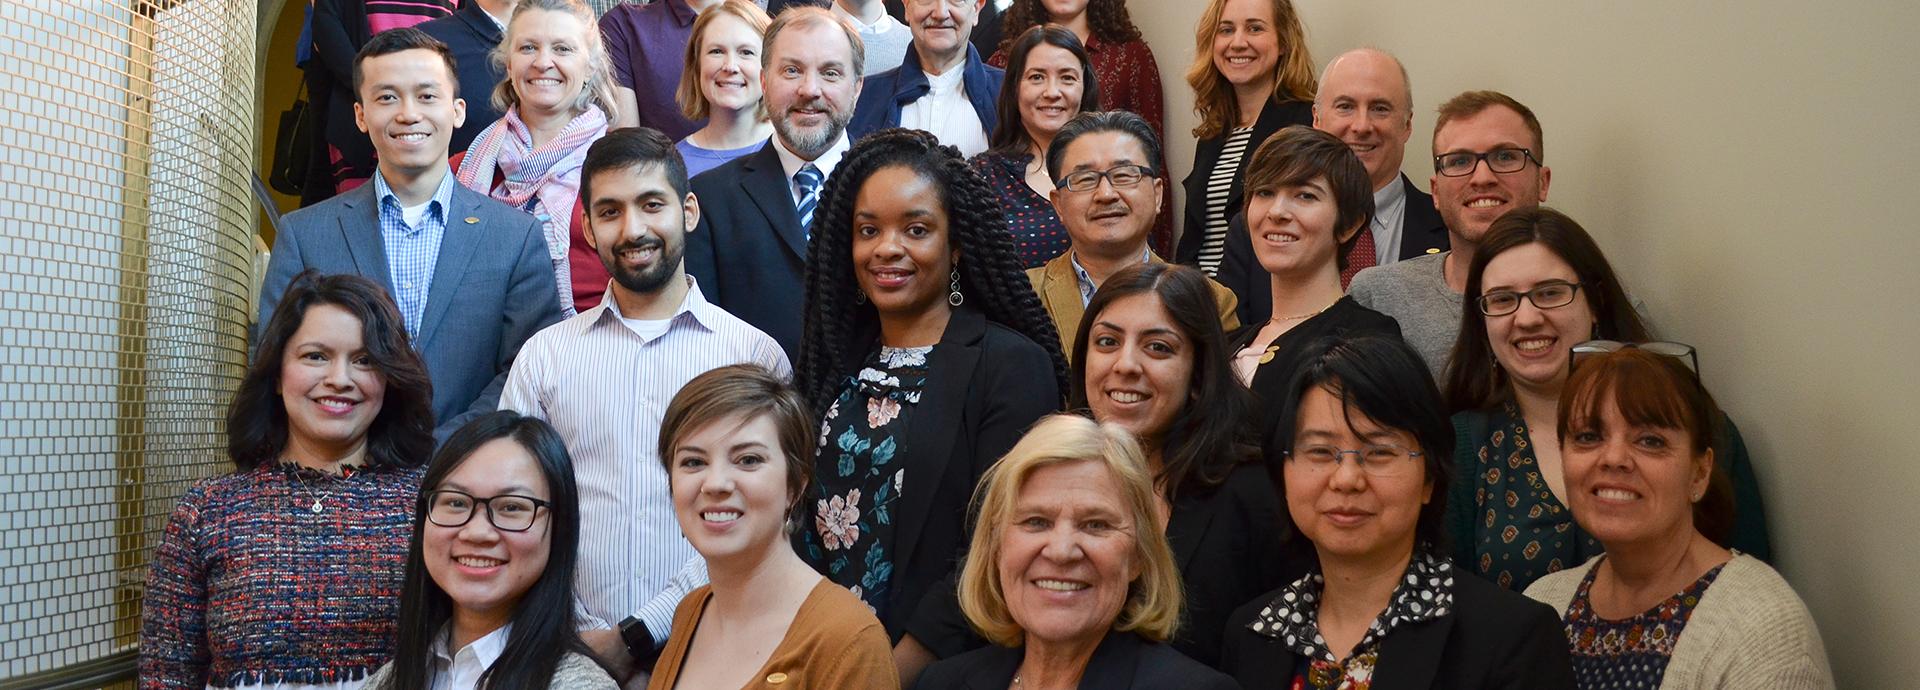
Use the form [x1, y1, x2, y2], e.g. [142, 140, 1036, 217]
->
[1026, 250, 1240, 354]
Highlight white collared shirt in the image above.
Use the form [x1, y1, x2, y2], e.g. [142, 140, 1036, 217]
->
[770, 131, 851, 209]
[498, 278, 791, 638]
[898, 65, 989, 158]
[430, 623, 512, 690]
[1370, 176, 1409, 265]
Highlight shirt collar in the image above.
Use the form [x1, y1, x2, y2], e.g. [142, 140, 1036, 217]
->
[373, 168, 456, 218]
[1372, 174, 1407, 228]
[1068, 247, 1152, 306]
[1246, 549, 1454, 661]
[580, 275, 719, 338]
[430, 621, 513, 666]
[771, 131, 851, 183]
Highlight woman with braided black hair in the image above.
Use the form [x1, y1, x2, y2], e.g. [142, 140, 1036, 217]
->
[796, 128, 1067, 680]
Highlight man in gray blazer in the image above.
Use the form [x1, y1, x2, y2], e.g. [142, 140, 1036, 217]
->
[259, 28, 564, 441]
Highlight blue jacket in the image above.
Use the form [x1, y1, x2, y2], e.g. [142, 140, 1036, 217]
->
[848, 42, 1003, 141]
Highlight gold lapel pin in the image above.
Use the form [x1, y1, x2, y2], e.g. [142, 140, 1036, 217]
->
[464, 217, 479, 224]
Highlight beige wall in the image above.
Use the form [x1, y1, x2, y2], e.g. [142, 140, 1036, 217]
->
[1132, 0, 1920, 684]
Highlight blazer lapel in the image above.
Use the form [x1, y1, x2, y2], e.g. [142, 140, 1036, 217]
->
[890, 307, 986, 576]
[740, 146, 809, 261]
[415, 187, 484, 348]
[1399, 175, 1450, 261]
[956, 644, 1022, 690]
[1039, 255, 1084, 351]
[1370, 614, 1453, 689]
[1076, 632, 1141, 688]
[337, 185, 396, 295]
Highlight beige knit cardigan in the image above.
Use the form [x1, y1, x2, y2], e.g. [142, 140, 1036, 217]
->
[1525, 553, 1834, 690]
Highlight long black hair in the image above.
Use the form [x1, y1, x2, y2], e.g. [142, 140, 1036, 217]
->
[389, 411, 599, 690]
[1267, 336, 1454, 555]
[229, 270, 433, 471]
[1069, 263, 1256, 499]
[986, 24, 1100, 158]
[798, 128, 1069, 411]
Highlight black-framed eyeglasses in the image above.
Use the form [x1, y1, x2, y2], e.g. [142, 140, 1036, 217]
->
[427, 490, 552, 532]
[1433, 147, 1540, 177]
[1284, 443, 1424, 477]
[1569, 340, 1701, 381]
[1056, 164, 1154, 192]
[1477, 280, 1585, 316]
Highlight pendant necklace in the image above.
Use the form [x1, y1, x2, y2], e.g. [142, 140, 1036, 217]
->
[288, 462, 346, 514]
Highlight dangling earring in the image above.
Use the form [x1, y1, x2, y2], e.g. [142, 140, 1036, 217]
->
[855, 288, 867, 305]
[948, 268, 964, 307]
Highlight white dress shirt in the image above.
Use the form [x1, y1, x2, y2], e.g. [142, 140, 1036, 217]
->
[498, 278, 792, 639]
[430, 623, 512, 690]
[898, 65, 989, 158]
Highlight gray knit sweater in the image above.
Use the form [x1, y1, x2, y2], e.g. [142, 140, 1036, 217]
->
[1348, 253, 1459, 380]
[1526, 554, 1834, 689]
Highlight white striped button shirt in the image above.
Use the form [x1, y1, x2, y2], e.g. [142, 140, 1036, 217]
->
[498, 277, 791, 640]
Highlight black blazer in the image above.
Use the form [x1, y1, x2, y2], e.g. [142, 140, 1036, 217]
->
[685, 141, 806, 362]
[1164, 463, 1304, 669]
[807, 306, 1061, 642]
[1176, 99, 1313, 265]
[1230, 297, 1403, 447]
[914, 631, 1240, 690]
[1220, 572, 1576, 689]
[1217, 174, 1450, 325]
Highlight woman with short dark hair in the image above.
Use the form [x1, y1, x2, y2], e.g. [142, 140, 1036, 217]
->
[140, 271, 435, 688]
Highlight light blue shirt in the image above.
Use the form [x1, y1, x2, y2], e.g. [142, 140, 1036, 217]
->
[372, 170, 456, 339]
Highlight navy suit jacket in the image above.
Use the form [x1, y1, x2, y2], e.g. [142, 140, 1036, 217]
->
[258, 179, 565, 442]
[416, 2, 506, 157]
[685, 141, 807, 362]
[1217, 174, 1450, 325]
[848, 43, 1003, 142]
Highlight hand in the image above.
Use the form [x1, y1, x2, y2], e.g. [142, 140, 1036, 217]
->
[580, 628, 637, 681]
[893, 633, 938, 688]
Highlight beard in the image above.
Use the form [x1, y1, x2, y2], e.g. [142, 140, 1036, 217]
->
[771, 98, 850, 159]
[606, 235, 685, 296]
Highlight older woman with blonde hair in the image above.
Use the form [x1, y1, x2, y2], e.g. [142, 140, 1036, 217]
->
[912, 414, 1236, 689]
[455, 0, 619, 314]
[1177, 0, 1316, 275]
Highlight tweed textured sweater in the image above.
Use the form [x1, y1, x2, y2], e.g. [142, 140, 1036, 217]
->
[1526, 553, 1834, 689]
[139, 463, 425, 689]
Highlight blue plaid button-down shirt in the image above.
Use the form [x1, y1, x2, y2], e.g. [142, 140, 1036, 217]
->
[372, 171, 455, 339]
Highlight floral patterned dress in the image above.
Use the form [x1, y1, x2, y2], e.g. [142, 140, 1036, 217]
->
[1563, 558, 1728, 690]
[802, 345, 934, 621]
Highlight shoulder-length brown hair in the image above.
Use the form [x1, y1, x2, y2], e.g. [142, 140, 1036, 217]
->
[229, 271, 433, 471]
[676, 0, 773, 122]
[1445, 208, 1650, 412]
[958, 414, 1183, 646]
[987, 25, 1101, 158]
[1185, 0, 1316, 139]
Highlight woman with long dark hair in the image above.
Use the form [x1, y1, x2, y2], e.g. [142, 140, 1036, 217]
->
[1068, 261, 1298, 667]
[796, 128, 1067, 678]
[365, 411, 616, 689]
[140, 271, 435, 688]
[1178, 0, 1316, 274]
[1442, 208, 1771, 592]
[972, 24, 1100, 267]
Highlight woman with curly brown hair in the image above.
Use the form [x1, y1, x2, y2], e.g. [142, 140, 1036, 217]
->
[797, 128, 1068, 681]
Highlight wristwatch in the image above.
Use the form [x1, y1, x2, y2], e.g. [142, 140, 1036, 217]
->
[617, 615, 663, 672]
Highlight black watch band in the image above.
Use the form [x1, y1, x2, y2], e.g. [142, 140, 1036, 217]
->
[617, 615, 663, 671]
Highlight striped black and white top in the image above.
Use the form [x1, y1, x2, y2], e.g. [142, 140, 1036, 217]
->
[1198, 126, 1257, 276]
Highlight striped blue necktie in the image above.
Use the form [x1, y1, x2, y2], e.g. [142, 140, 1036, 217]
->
[795, 163, 823, 239]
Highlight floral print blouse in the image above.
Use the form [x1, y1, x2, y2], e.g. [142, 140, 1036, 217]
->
[1564, 557, 1728, 689]
[802, 345, 934, 621]
[1247, 549, 1456, 690]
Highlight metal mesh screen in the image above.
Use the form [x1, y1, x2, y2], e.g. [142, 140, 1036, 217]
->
[0, 0, 258, 684]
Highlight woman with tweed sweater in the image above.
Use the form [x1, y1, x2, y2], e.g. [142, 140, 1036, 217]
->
[1525, 346, 1832, 689]
[138, 273, 436, 689]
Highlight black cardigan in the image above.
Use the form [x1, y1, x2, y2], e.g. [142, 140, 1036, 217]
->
[1220, 569, 1577, 689]
[1177, 98, 1314, 265]
[1230, 296, 1404, 448]
[805, 305, 1061, 643]
[914, 630, 1239, 690]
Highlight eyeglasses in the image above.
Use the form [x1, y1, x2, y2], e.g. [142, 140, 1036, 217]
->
[1433, 147, 1539, 177]
[1477, 280, 1584, 316]
[1056, 164, 1154, 192]
[1285, 443, 1424, 477]
[427, 490, 551, 532]
[1569, 339, 1701, 380]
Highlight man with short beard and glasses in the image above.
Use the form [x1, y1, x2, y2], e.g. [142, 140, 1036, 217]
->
[684, 5, 865, 362]
[499, 127, 790, 685]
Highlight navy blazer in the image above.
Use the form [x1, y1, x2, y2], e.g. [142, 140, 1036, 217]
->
[1176, 98, 1312, 265]
[685, 140, 806, 362]
[1217, 174, 1450, 325]
[848, 43, 1003, 142]
[1220, 571, 1576, 689]
[914, 631, 1239, 690]
[416, 2, 506, 157]
[258, 179, 565, 442]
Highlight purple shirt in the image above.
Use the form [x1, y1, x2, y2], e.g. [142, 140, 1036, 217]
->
[600, 0, 705, 140]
